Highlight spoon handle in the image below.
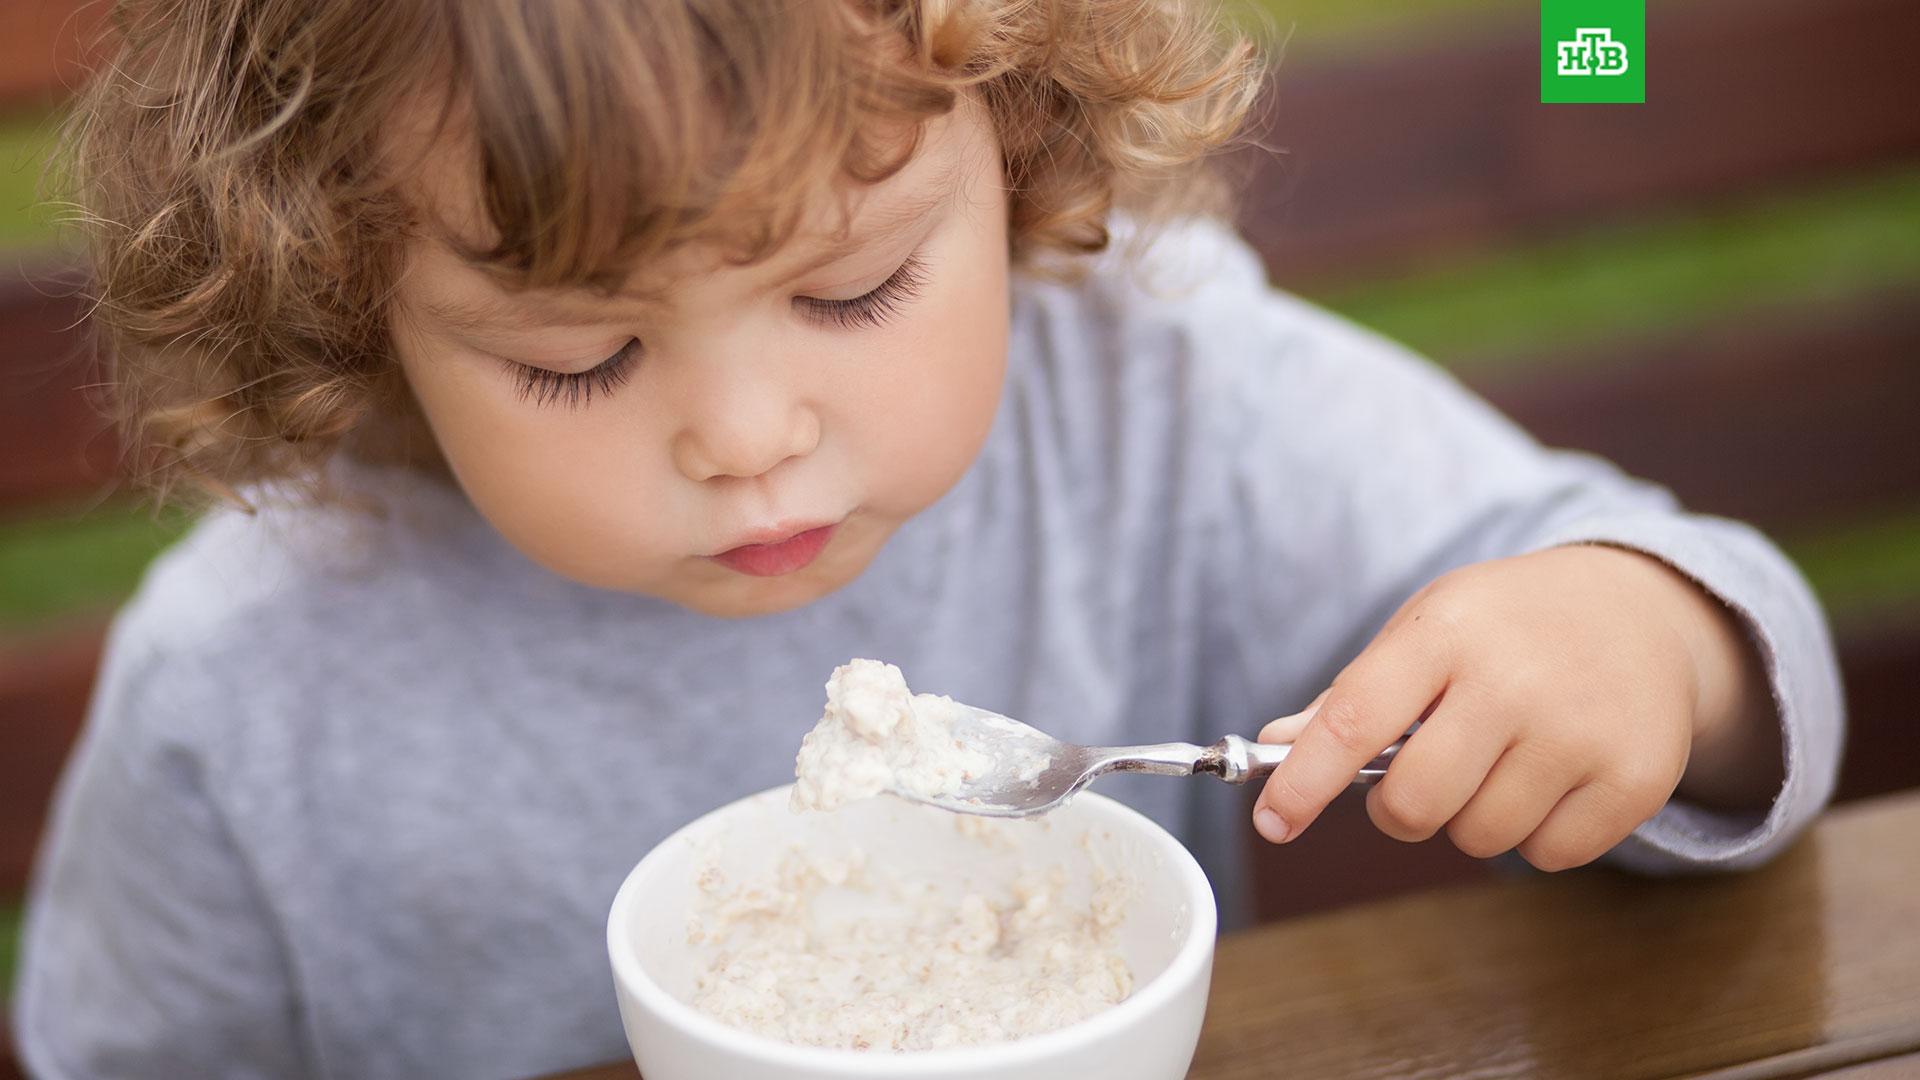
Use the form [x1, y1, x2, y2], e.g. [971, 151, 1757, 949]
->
[1204, 733, 1407, 786]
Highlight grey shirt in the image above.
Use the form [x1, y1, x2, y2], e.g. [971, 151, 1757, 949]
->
[13, 217, 1844, 1079]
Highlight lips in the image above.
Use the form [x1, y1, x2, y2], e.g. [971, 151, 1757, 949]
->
[709, 523, 838, 577]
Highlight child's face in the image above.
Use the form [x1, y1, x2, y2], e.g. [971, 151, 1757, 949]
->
[388, 94, 1010, 617]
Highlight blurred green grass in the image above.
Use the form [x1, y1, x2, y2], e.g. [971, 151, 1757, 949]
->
[1318, 168, 1920, 374]
[1227, 0, 1527, 48]
[0, 506, 190, 631]
[0, 109, 63, 248]
[1, 901, 18, 998]
[1789, 511, 1920, 627]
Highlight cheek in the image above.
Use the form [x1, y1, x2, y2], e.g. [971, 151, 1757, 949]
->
[852, 242, 1010, 511]
[398, 351, 684, 585]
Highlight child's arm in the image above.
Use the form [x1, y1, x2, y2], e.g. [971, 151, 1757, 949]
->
[11, 624, 306, 1078]
[1154, 221, 1841, 874]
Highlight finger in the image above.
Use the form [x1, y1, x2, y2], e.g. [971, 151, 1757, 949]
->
[1258, 689, 1328, 744]
[1375, 581, 1438, 638]
[1444, 743, 1581, 860]
[1516, 780, 1663, 872]
[1364, 691, 1510, 843]
[1255, 621, 1450, 844]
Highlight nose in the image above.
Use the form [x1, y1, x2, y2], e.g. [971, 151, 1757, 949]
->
[669, 366, 822, 483]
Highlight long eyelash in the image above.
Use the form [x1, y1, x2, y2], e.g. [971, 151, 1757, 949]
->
[513, 339, 641, 409]
[799, 253, 929, 330]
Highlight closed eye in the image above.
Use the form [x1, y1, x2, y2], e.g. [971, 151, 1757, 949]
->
[511, 338, 641, 408]
[796, 252, 929, 330]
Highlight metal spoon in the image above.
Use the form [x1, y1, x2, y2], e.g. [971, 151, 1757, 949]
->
[893, 702, 1408, 818]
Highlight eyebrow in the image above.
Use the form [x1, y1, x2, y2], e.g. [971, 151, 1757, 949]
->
[419, 157, 964, 333]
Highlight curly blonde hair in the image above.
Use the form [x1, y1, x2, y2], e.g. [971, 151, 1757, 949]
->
[58, 0, 1266, 505]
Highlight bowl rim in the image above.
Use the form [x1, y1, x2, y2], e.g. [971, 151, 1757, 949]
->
[606, 784, 1218, 1074]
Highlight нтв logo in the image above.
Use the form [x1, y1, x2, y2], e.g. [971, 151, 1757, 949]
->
[1540, 1, 1644, 103]
[1556, 28, 1630, 76]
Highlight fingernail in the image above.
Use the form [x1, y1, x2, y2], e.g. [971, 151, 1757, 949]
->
[1254, 807, 1291, 844]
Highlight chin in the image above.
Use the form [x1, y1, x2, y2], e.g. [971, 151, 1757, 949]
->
[664, 568, 852, 619]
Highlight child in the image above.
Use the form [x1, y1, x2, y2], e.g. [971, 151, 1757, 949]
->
[15, 0, 1841, 1077]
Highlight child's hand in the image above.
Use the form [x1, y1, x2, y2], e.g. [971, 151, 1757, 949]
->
[1252, 545, 1779, 870]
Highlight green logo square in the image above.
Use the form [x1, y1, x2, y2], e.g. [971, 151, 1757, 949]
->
[1541, 0, 1645, 104]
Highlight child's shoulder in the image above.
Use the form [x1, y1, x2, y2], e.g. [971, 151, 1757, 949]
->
[1002, 214, 1349, 453]
[103, 465, 501, 720]
[1015, 211, 1466, 409]
[1009, 212, 1387, 380]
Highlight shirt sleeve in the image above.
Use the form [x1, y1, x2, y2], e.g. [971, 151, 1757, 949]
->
[1167, 221, 1844, 873]
[10, 618, 308, 1080]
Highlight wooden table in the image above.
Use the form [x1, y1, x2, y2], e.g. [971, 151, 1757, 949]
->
[550, 790, 1920, 1080]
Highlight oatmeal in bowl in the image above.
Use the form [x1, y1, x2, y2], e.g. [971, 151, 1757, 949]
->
[607, 663, 1216, 1080]
[688, 808, 1134, 1052]
[608, 789, 1214, 1080]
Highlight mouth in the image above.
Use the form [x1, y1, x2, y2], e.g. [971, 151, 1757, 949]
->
[708, 522, 839, 577]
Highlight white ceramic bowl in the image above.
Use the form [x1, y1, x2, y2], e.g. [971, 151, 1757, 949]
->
[608, 785, 1216, 1080]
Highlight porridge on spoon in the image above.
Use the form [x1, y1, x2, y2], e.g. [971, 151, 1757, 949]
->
[789, 657, 997, 812]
